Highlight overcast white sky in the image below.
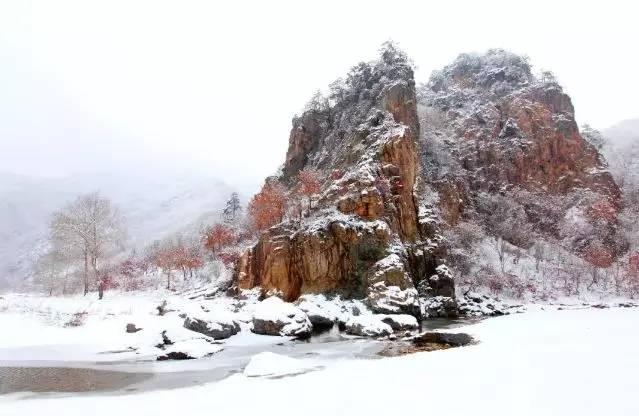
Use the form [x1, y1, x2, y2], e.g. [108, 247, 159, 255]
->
[1, 0, 637, 193]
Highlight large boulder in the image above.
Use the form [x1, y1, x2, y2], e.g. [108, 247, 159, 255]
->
[294, 294, 343, 330]
[366, 281, 420, 317]
[379, 314, 419, 331]
[413, 331, 474, 347]
[421, 296, 459, 318]
[417, 265, 456, 298]
[183, 315, 240, 340]
[344, 315, 392, 337]
[252, 297, 312, 338]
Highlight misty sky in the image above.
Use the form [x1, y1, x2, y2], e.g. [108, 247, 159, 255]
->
[1, 0, 637, 193]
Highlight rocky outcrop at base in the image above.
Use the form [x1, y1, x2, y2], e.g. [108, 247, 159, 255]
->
[251, 297, 312, 338]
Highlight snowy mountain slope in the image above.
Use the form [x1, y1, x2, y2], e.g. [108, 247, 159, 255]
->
[0, 171, 235, 289]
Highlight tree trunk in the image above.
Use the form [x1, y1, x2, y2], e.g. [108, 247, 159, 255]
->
[588, 268, 598, 290]
[83, 251, 89, 296]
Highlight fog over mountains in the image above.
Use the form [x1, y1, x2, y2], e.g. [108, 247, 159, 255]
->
[0, 170, 234, 289]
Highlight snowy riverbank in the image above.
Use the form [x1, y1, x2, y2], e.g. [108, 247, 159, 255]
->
[1, 304, 638, 415]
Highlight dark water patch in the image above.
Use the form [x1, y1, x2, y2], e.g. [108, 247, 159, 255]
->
[0, 366, 152, 394]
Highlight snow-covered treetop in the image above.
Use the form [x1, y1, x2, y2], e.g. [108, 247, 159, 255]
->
[427, 49, 533, 96]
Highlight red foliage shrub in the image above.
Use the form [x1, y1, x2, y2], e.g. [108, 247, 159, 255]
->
[587, 199, 618, 222]
[248, 181, 287, 232]
[98, 270, 119, 290]
[218, 251, 240, 267]
[330, 169, 343, 181]
[584, 245, 614, 268]
[203, 223, 235, 254]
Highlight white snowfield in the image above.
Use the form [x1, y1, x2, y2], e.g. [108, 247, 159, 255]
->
[1, 305, 638, 415]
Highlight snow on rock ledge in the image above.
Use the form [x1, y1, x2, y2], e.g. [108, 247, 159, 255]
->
[379, 314, 419, 331]
[183, 313, 240, 340]
[157, 338, 224, 361]
[252, 297, 312, 338]
[344, 314, 392, 337]
[295, 294, 344, 329]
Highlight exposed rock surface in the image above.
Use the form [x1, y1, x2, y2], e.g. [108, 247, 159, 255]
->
[419, 49, 626, 262]
[365, 282, 420, 316]
[421, 296, 459, 318]
[126, 323, 142, 333]
[234, 46, 623, 312]
[183, 315, 240, 340]
[413, 331, 474, 347]
[379, 314, 419, 331]
[235, 44, 450, 310]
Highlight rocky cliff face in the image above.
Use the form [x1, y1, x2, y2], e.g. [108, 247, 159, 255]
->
[234, 47, 625, 311]
[235, 44, 452, 315]
[419, 50, 626, 263]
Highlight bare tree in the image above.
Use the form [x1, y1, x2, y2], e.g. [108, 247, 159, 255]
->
[49, 192, 126, 296]
[34, 246, 70, 295]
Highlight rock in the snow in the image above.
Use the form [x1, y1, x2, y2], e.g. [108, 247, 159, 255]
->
[126, 323, 142, 333]
[413, 331, 474, 347]
[183, 315, 240, 340]
[367, 254, 415, 289]
[366, 282, 420, 316]
[417, 265, 456, 298]
[157, 351, 193, 361]
[379, 314, 419, 331]
[155, 335, 223, 361]
[295, 294, 343, 330]
[421, 296, 459, 318]
[252, 297, 312, 338]
[344, 315, 392, 337]
[457, 293, 517, 317]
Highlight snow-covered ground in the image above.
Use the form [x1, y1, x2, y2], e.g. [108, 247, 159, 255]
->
[1, 292, 637, 415]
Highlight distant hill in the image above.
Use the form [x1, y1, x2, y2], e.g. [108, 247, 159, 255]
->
[0, 171, 235, 289]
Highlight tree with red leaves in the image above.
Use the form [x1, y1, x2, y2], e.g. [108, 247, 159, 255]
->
[584, 243, 613, 289]
[97, 268, 118, 300]
[152, 245, 178, 290]
[218, 251, 240, 267]
[248, 181, 287, 232]
[118, 257, 143, 291]
[587, 199, 618, 223]
[297, 167, 322, 211]
[203, 223, 235, 254]
[170, 242, 204, 280]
